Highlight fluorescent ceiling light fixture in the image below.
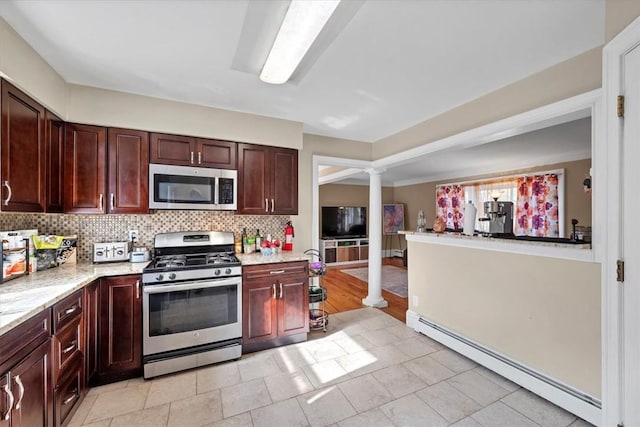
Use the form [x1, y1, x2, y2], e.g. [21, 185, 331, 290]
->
[260, 0, 340, 84]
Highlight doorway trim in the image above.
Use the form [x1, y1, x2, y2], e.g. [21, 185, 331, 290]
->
[602, 15, 640, 427]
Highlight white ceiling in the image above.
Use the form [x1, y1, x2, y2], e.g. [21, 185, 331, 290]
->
[0, 0, 604, 145]
[0, 0, 603, 187]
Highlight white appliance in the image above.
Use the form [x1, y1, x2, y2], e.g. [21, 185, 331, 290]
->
[149, 164, 237, 210]
[93, 242, 129, 263]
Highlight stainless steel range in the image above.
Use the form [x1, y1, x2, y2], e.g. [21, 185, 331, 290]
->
[142, 231, 242, 379]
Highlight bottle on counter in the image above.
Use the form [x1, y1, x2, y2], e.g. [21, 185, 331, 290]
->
[255, 229, 262, 252]
[241, 228, 247, 254]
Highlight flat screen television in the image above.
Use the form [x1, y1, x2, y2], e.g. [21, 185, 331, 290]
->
[321, 206, 367, 239]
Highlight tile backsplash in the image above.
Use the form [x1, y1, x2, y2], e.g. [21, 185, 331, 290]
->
[0, 211, 290, 262]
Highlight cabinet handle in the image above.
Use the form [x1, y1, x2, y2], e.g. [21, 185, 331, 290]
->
[110, 193, 115, 211]
[64, 306, 78, 316]
[279, 282, 283, 299]
[271, 198, 274, 212]
[190, 152, 194, 164]
[2, 381, 14, 420]
[272, 283, 277, 299]
[136, 280, 140, 299]
[269, 270, 285, 275]
[62, 390, 78, 406]
[198, 152, 202, 164]
[62, 341, 77, 355]
[2, 181, 11, 206]
[99, 194, 104, 211]
[265, 198, 268, 213]
[13, 375, 24, 410]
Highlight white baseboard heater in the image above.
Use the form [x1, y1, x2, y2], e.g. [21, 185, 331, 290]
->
[406, 311, 601, 426]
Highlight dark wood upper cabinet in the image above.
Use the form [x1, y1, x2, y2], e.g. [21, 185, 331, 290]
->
[0, 80, 46, 212]
[195, 138, 236, 169]
[45, 111, 64, 213]
[237, 143, 298, 215]
[150, 132, 236, 169]
[107, 128, 149, 214]
[64, 123, 107, 214]
[65, 124, 148, 214]
[149, 133, 194, 166]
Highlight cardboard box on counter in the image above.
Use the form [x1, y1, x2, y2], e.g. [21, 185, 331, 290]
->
[32, 235, 77, 271]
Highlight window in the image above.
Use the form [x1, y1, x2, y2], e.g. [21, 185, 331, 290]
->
[436, 169, 564, 237]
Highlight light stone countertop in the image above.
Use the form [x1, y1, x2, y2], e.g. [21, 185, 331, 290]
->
[399, 230, 593, 262]
[236, 251, 310, 265]
[0, 253, 311, 337]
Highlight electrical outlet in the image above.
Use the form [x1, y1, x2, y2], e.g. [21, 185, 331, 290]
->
[413, 296, 419, 307]
[128, 230, 139, 242]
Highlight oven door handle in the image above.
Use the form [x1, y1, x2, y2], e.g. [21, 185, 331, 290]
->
[143, 278, 239, 294]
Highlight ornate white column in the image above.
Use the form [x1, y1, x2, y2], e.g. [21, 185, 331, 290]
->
[363, 168, 388, 308]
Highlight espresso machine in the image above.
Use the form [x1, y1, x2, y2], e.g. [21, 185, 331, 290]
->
[479, 198, 514, 235]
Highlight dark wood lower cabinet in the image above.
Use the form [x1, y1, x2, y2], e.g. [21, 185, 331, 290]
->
[242, 262, 309, 353]
[84, 281, 99, 387]
[97, 275, 142, 385]
[53, 358, 83, 427]
[0, 310, 52, 427]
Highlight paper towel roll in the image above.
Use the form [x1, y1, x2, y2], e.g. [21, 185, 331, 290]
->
[463, 202, 477, 236]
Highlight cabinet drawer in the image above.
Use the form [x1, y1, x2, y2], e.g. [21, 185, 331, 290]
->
[53, 318, 82, 381]
[53, 290, 83, 332]
[243, 261, 308, 280]
[55, 357, 84, 427]
[0, 309, 50, 370]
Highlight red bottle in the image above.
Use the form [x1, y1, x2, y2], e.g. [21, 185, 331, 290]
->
[283, 221, 294, 251]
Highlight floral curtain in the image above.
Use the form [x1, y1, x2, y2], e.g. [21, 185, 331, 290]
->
[515, 174, 559, 237]
[436, 185, 465, 230]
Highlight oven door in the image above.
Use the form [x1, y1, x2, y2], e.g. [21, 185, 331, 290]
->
[142, 276, 242, 356]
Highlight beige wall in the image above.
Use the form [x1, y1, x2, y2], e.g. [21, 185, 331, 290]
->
[408, 241, 601, 397]
[295, 134, 374, 251]
[605, 0, 640, 42]
[67, 84, 303, 149]
[0, 17, 67, 116]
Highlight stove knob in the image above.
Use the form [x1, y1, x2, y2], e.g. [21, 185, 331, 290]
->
[214, 269, 221, 276]
[225, 268, 232, 275]
[156, 274, 164, 282]
[169, 273, 176, 280]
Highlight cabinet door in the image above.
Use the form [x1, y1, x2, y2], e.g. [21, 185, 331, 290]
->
[84, 281, 99, 387]
[149, 133, 196, 166]
[0, 374, 10, 427]
[44, 111, 64, 213]
[107, 128, 149, 214]
[0, 80, 46, 212]
[277, 275, 309, 337]
[242, 279, 278, 345]
[237, 143, 269, 214]
[196, 138, 237, 169]
[270, 147, 298, 215]
[98, 276, 142, 382]
[9, 339, 52, 427]
[64, 124, 107, 214]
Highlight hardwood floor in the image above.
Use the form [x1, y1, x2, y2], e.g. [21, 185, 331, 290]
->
[320, 257, 408, 323]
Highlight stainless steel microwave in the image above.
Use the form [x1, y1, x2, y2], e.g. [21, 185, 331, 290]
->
[149, 163, 237, 210]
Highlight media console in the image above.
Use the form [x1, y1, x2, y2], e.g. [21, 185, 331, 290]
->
[320, 238, 368, 266]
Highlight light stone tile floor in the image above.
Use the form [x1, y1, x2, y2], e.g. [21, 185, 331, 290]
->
[68, 308, 594, 427]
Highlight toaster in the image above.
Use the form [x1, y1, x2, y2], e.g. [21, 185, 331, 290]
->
[93, 242, 129, 263]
